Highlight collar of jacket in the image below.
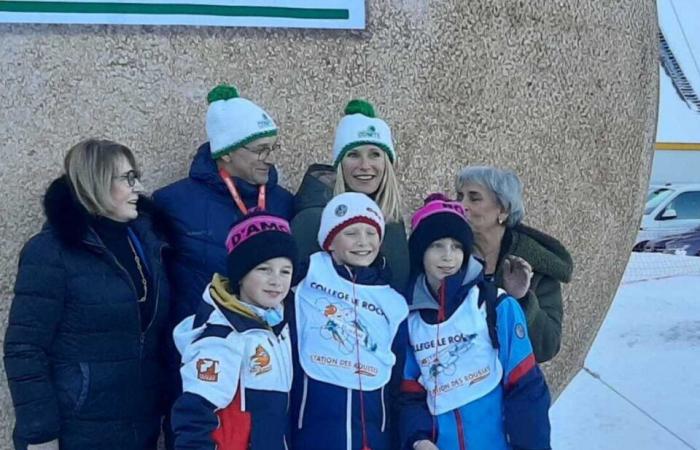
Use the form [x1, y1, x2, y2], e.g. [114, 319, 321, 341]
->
[331, 254, 393, 286]
[496, 224, 573, 283]
[189, 142, 282, 198]
[43, 175, 168, 255]
[207, 273, 287, 333]
[293, 163, 336, 213]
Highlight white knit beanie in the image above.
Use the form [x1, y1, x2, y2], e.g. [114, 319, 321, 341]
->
[332, 99, 395, 167]
[205, 84, 278, 159]
[317, 192, 386, 251]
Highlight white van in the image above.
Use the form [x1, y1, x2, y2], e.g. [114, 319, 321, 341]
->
[635, 183, 700, 249]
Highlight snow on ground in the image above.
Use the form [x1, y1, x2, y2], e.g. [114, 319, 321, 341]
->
[551, 253, 700, 449]
[621, 252, 700, 283]
[552, 370, 691, 450]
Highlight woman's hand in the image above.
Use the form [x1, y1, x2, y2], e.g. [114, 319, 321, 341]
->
[413, 440, 439, 450]
[27, 440, 59, 450]
[502, 255, 533, 299]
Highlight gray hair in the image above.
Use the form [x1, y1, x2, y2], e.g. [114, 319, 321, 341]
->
[455, 165, 525, 227]
[64, 139, 138, 216]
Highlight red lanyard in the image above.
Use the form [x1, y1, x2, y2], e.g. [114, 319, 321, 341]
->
[349, 272, 372, 450]
[219, 168, 266, 215]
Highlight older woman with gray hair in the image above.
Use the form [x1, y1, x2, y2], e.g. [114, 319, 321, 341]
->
[455, 165, 573, 363]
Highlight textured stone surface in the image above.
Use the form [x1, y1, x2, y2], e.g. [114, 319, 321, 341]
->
[0, 1, 657, 445]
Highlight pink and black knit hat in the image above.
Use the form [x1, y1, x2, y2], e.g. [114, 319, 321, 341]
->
[408, 193, 473, 272]
[225, 210, 298, 292]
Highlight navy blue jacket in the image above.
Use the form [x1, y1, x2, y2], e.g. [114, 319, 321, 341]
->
[3, 176, 171, 450]
[289, 257, 405, 450]
[153, 143, 294, 325]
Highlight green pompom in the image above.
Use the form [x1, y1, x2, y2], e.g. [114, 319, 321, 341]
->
[207, 84, 239, 104]
[344, 99, 376, 118]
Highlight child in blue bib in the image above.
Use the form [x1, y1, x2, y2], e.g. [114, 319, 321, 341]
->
[398, 194, 551, 450]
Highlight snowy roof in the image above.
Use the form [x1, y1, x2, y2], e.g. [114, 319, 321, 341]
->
[656, 0, 700, 144]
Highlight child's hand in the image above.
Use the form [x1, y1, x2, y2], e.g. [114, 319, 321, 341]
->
[413, 439, 439, 450]
[502, 255, 533, 299]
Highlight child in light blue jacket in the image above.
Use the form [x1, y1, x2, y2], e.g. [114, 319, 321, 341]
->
[398, 194, 551, 450]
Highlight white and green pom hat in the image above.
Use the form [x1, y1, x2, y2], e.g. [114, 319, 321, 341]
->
[205, 84, 278, 159]
[332, 99, 395, 167]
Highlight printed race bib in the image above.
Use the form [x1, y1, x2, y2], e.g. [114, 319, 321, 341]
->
[295, 252, 408, 390]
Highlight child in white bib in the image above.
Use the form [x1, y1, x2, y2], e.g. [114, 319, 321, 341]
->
[398, 194, 551, 450]
[291, 192, 409, 450]
[171, 211, 297, 450]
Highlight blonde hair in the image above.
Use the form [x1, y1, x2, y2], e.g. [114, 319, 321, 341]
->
[64, 139, 137, 216]
[334, 152, 403, 223]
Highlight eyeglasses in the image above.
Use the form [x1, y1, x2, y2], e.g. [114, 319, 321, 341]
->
[115, 170, 141, 187]
[242, 142, 281, 160]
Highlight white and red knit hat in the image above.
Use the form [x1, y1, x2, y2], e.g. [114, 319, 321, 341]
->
[317, 192, 385, 251]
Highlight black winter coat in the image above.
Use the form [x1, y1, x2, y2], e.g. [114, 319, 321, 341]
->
[3, 176, 171, 450]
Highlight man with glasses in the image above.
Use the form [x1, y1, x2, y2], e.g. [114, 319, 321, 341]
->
[153, 85, 293, 448]
[154, 84, 294, 324]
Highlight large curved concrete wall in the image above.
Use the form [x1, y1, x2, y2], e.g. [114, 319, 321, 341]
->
[0, 1, 657, 445]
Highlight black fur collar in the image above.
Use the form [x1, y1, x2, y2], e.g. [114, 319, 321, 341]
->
[43, 175, 170, 247]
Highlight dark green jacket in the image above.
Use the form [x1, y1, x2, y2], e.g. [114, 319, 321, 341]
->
[494, 224, 573, 363]
[291, 164, 410, 293]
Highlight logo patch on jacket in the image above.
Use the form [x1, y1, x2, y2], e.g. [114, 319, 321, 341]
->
[196, 358, 220, 382]
[250, 345, 272, 376]
[515, 323, 526, 339]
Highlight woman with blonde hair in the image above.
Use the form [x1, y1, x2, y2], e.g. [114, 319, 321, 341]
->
[291, 99, 409, 291]
[4, 139, 170, 450]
